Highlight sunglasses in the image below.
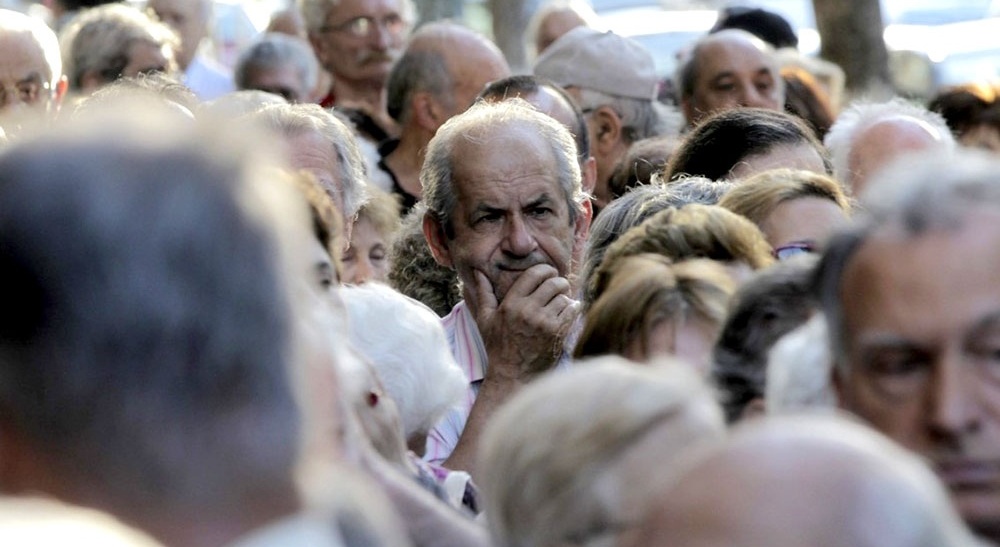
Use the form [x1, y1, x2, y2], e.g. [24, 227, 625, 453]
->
[773, 241, 816, 260]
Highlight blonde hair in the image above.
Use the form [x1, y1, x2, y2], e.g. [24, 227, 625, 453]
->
[717, 168, 851, 227]
[356, 186, 401, 238]
[576, 254, 735, 361]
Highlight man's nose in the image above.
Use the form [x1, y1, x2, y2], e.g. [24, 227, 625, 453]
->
[368, 21, 391, 50]
[739, 83, 774, 109]
[928, 354, 982, 445]
[502, 215, 538, 257]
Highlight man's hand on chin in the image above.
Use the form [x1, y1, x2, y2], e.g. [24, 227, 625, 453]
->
[471, 264, 580, 381]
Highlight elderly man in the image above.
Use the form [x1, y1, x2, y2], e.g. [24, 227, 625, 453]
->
[534, 27, 662, 212]
[253, 102, 368, 240]
[0, 10, 66, 134]
[377, 21, 509, 213]
[825, 98, 956, 195]
[676, 28, 785, 128]
[421, 99, 592, 476]
[235, 32, 319, 103]
[59, 3, 178, 96]
[148, 0, 234, 100]
[300, 0, 413, 143]
[628, 415, 978, 547]
[815, 150, 1000, 544]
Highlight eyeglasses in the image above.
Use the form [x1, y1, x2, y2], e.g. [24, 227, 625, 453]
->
[319, 14, 406, 39]
[773, 241, 816, 260]
[0, 77, 51, 106]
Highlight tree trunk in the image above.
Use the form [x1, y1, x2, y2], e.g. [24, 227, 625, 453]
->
[812, 0, 893, 100]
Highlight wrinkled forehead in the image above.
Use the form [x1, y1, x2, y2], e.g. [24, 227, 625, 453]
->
[696, 34, 777, 75]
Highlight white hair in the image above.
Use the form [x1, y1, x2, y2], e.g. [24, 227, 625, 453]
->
[0, 9, 62, 88]
[341, 283, 466, 438]
[824, 98, 955, 185]
[765, 314, 837, 414]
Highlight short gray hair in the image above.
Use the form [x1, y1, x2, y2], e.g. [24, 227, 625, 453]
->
[234, 33, 319, 100]
[59, 4, 178, 91]
[299, 0, 416, 34]
[577, 87, 661, 143]
[386, 48, 450, 123]
[815, 150, 1000, 371]
[254, 102, 369, 217]
[421, 98, 587, 237]
[823, 97, 955, 185]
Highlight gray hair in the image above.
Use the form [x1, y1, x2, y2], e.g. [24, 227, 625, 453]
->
[254, 102, 369, 217]
[824, 97, 955, 186]
[577, 87, 661, 143]
[421, 98, 587, 237]
[234, 33, 319, 100]
[0, 9, 62, 88]
[59, 3, 178, 91]
[0, 112, 302, 514]
[766, 314, 837, 414]
[815, 150, 1000, 371]
[479, 356, 724, 547]
[298, 0, 416, 35]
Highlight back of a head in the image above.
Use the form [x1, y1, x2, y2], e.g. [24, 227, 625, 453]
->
[710, 6, 798, 50]
[628, 415, 979, 547]
[386, 204, 460, 317]
[665, 107, 829, 182]
[479, 356, 724, 547]
[0, 111, 301, 524]
[341, 283, 466, 439]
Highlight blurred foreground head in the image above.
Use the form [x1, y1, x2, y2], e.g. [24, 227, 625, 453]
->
[0, 104, 341, 546]
[628, 415, 979, 547]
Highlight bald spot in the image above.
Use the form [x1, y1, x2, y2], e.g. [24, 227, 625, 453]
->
[849, 116, 949, 195]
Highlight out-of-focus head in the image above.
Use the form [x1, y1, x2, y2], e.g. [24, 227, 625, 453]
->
[479, 356, 725, 547]
[524, 0, 598, 61]
[0, 10, 66, 131]
[815, 150, 1000, 542]
[387, 204, 461, 317]
[147, 0, 211, 70]
[709, 6, 798, 50]
[607, 135, 680, 200]
[235, 33, 320, 103]
[253, 102, 369, 225]
[386, 21, 510, 130]
[824, 98, 955, 194]
[0, 497, 162, 546]
[665, 107, 830, 182]
[711, 254, 819, 422]
[341, 283, 466, 449]
[576, 254, 735, 371]
[781, 65, 836, 140]
[343, 186, 399, 284]
[929, 82, 1000, 152]
[300, 0, 414, 86]
[60, 3, 178, 95]
[200, 88, 288, 118]
[0, 106, 328, 543]
[718, 168, 851, 255]
[421, 99, 589, 303]
[597, 204, 774, 292]
[628, 415, 979, 547]
[676, 29, 784, 127]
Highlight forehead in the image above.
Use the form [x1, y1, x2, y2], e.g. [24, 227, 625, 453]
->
[328, 0, 402, 19]
[450, 123, 562, 202]
[149, 0, 203, 16]
[695, 36, 775, 80]
[0, 31, 51, 82]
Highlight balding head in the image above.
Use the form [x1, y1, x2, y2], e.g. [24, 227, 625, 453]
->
[629, 415, 978, 547]
[677, 29, 784, 126]
[0, 10, 65, 128]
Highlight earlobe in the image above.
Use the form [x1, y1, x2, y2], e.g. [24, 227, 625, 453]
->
[422, 213, 454, 269]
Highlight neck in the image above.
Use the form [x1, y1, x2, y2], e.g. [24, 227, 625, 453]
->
[384, 127, 432, 198]
[331, 78, 385, 111]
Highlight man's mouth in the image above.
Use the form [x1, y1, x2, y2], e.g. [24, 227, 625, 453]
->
[937, 459, 1000, 490]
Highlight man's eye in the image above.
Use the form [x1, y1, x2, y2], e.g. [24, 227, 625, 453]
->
[869, 353, 926, 377]
[475, 213, 502, 225]
[529, 207, 552, 219]
[713, 81, 736, 92]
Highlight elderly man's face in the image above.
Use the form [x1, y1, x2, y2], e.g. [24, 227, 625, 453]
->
[683, 34, 783, 126]
[0, 31, 54, 117]
[838, 208, 1000, 537]
[311, 0, 406, 86]
[148, 0, 208, 70]
[434, 123, 583, 302]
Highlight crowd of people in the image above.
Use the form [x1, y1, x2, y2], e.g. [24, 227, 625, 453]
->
[2, 0, 1000, 545]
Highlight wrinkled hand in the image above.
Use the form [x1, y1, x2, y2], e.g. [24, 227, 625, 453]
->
[471, 264, 580, 380]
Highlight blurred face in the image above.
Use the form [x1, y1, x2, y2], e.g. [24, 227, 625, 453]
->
[148, 0, 208, 70]
[683, 33, 784, 126]
[343, 215, 389, 284]
[0, 32, 55, 121]
[310, 0, 407, 86]
[728, 143, 827, 181]
[848, 117, 947, 195]
[759, 196, 848, 254]
[433, 123, 584, 302]
[630, 315, 719, 373]
[838, 209, 1000, 538]
[243, 64, 309, 102]
[122, 40, 173, 80]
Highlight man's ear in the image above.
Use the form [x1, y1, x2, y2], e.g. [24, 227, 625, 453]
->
[591, 106, 623, 155]
[411, 91, 445, 132]
[422, 213, 453, 269]
[573, 198, 593, 257]
[681, 97, 698, 127]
